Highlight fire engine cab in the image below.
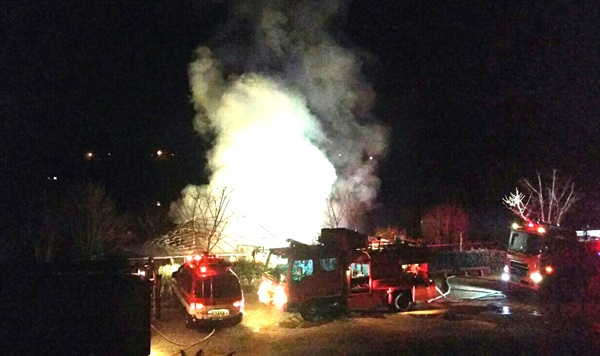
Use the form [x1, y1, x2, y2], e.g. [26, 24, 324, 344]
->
[258, 228, 436, 321]
[502, 221, 600, 298]
[171, 253, 244, 328]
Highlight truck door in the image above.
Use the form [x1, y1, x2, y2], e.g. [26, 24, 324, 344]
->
[288, 257, 341, 303]
[347, 262, 376, 309]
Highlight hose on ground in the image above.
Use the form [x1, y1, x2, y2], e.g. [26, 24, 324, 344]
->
[427, 275, 506, 303]
[150, 324, 215, 355]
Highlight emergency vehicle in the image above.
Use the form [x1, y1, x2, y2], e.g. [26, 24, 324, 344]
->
[171, 253, 244, 328]
[257, 228, 436, 321]
[501, 221, 600, 297]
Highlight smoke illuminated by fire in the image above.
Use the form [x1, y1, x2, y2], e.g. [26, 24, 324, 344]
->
[177, 0, 388, 247]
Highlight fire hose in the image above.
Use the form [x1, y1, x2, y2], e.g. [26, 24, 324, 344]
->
[151, 324, 215, 355]
[427, 275, 506, 303]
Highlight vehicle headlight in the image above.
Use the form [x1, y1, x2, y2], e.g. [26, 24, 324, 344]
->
[273, 285, 287, 310]
[530, 271, 543, 283]
[501, 273, 510, 281]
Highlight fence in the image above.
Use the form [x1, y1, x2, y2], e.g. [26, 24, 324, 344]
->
[428, 248, 506, 275]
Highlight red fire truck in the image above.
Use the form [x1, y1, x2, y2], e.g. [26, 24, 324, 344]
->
[172, 253, 244, 328]
[501, 221, 600, 298]
[257, 228, 436, 321]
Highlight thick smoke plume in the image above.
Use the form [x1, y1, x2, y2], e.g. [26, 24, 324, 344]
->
[182, 0, 388, 247]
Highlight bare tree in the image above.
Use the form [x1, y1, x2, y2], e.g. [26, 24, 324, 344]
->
[72, 183, 134, 257]
[323, 190, 366, 231]
[503, 170, 581, 225]
[169, 185, 234, 254]
[324, 192, 347, 228]
[136, 204, 174, 243]
[420, 203, 469, 245]
[502, 188, 533, 222]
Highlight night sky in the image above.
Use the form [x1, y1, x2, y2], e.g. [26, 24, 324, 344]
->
[3, 1, 600, 236]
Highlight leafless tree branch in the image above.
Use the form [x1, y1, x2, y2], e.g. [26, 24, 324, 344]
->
[505, 170, 581, 225]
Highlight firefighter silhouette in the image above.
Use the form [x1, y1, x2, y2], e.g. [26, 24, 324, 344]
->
[144, 257, 161, 320]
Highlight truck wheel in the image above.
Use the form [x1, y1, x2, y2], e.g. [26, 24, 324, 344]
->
[300, 302, 320, 321]
[392, 291, 411, 312]
[185, 314, 195, 329]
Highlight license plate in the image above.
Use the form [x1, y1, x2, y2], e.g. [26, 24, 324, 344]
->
[208, 309, 229, 316]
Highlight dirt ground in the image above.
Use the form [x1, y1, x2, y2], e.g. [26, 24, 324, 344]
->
[149, 281, 600, 356]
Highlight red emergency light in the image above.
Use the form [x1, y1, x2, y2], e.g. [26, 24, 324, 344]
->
[186, 253, 222, 264]
[185, 253, 230, 275]
[513, 221, 547, 234]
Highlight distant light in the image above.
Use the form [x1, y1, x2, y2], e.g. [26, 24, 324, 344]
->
[501, 306, 511, 315]
[369, 156, 373, 160]
[511, 223, 520, 230]
[544, 266, 554, 274]
[85, 151, 94, 160]
[156, 201, 161, 207]
[537, 227, 546, 234]
[53, 176, 57, 180]
[156, 150, 163, 156]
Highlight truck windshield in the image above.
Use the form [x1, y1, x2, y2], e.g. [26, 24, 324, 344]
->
[194, 274, 241, 299]
[508, 231, 544, 255]
[264, 251, 288, 278]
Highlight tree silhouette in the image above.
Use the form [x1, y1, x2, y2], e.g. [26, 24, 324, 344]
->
[420, 203, 469, 245]
[169, 185, 234, 253]
[503, 169, 581, 225]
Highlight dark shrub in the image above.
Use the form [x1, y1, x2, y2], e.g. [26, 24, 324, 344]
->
[231, 259, 264, 293]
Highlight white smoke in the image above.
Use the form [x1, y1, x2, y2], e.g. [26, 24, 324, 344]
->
[181, 0, 388, 247]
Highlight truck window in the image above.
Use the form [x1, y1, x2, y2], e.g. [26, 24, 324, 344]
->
[319, 258, 337, 272]
[179, 268, 192, 292]
[194, 274, 241, 299]
[509, 233, 517, 247]
[349, 262, 370, 292]
[508, 232, 543, 255]
[211, 274, 242, 298]
[265, 252, 289, 282]
[349, 262, 370, 278]
[292, 259, 313, 282]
